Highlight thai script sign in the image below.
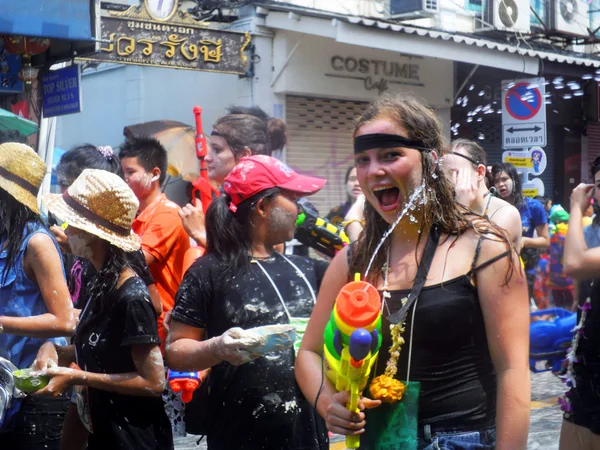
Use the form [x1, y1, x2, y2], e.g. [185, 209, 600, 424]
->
[81, 16, 250, 74]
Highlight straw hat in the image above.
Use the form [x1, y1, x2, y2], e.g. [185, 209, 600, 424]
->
[43, 169, 141, 252]
[0, 143, 46, 215]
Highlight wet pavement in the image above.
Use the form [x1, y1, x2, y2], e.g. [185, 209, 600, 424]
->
[174, 371, 566, 449]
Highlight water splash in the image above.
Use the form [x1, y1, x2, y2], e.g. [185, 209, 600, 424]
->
[364, 182, 425, 279]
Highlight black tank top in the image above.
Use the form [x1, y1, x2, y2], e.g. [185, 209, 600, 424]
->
[373, 242, 507, 430]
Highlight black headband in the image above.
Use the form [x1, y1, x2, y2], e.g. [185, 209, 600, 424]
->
[453, 151, 480, 166]
[354, 133, 430, 154]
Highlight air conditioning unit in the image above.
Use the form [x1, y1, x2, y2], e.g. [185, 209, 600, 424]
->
[551, 0, 590, 36]
[484, 0, 530, 33]
[387, 0, 439, 19]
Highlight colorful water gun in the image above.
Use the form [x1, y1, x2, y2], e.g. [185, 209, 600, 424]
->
[167, 370, 202, 403]
[323, 274, 382, 449]
[295, 198, 350, 258]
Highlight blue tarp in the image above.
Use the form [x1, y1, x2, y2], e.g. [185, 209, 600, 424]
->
[0, 0, 94, 41]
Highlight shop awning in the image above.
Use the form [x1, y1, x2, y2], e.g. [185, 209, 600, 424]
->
[0, 0, 95, 41]
[260, 5, 600, 75]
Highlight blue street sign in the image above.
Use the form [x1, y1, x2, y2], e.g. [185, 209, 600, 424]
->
[42, 65, 82, 118]
[505, 83, 542, 120]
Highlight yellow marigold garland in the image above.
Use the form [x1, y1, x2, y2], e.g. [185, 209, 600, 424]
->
[369, 295, 408, 403]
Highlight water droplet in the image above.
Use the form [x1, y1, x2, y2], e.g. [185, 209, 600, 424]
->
[478, 90, 485, 97]
[456, 97, 462, 105]
[582, 74, 594, 80]
[478, 133, 485, 140]
[409, 214, 417, 223]
[466, 117, 473, 123]
[468, 84, 475, 91]
[476, 117, 482, 122]
[432, 172, 438, 179]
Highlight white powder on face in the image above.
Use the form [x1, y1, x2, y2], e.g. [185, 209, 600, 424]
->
[68, 233, 94, 259]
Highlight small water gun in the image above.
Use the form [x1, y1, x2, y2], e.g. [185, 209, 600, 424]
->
[323, 274, 382, 449]
[295, 198, 350, 258]
[167, 370, 201, 403]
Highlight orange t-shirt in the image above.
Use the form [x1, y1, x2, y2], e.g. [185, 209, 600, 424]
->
[132, 194, 190, 345]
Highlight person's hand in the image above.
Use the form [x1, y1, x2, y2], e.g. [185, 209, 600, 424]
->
[344, 195, 365, 223]
[31, 341, 59, 372]
[453, 167, 478, 209]
[34, 366, 80, 397]
[50, 225, 71, 253]
[208, 327, 263, 366]
[178, 203, 206, 247]
[325, 391, 381, 435]
[570, 183, 594, 213]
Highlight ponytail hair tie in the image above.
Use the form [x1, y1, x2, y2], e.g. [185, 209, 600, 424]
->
[97, 146, 114, 160]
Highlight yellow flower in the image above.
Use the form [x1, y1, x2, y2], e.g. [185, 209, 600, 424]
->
[370, 375, 406, 403]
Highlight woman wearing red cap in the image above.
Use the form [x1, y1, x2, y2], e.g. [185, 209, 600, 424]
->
[167, 155, 329, 449]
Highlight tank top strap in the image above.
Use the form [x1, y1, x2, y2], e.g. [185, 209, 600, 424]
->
[468, 233, 511, 276]
[469, 235, 485, 273]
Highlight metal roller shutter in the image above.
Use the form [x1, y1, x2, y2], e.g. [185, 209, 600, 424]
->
[285, 95, 368, 216]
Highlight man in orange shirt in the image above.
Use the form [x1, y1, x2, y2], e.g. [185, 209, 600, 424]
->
[119, 136, 190, 346]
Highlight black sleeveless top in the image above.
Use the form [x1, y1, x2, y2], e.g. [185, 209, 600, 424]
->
[371, 243, 508, 430]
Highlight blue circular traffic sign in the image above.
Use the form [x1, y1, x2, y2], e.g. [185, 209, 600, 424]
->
[505, 83, 542, 120]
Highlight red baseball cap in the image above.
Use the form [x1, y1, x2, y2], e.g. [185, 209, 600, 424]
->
[223, 155, 326, 211]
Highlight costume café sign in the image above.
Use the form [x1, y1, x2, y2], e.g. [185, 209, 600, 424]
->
[326, 55, 423, 94]
[81, 0, 251, 74]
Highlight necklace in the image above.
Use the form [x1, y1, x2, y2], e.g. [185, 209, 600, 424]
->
[369, 227, 440, 403]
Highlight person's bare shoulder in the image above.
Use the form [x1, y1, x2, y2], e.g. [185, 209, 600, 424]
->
[488, 197, 522, 246]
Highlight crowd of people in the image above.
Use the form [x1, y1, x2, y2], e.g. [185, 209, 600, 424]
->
[0, 94, 598, 450]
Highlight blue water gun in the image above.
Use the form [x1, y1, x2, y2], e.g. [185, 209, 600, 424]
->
[530, 308, 576, 373]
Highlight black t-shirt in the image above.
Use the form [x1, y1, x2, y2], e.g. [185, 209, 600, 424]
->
[67, 250, 155, 310]
[74, 277, 172, 450]
[172, 253, 328, 450]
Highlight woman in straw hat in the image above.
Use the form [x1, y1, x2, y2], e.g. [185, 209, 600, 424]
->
[167, 155, 329, 449]
[33, 169, 173, 450]
[0, 142, 76, 449]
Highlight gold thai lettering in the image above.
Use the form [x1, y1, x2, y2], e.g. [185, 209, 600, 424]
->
[180, 41, 198, 61]
[160, 34, 187, 58]
[117, 36, 135, 56]
[137, 38, 158, 56]
[127, 21, 136, 31]
[101, 33, 116, 52]
[199, 39, 222, 63]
